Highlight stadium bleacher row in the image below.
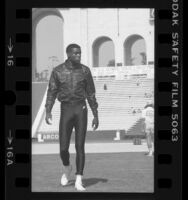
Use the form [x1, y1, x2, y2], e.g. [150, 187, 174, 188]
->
[35, 77, 153, 137]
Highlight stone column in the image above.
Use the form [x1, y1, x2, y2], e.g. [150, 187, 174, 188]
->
[114, 37, 124, 67]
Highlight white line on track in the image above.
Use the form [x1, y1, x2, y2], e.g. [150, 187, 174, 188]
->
[32, 142, 149, 155]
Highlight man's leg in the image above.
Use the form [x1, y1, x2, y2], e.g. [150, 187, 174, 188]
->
[145, 125, 153, 156]
[151, 127, 154, 154]
[59, 105, 74, 185]
[74, 103, 88, 191]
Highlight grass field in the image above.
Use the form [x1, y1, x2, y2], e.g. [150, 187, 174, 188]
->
[32, 152, 154, 193]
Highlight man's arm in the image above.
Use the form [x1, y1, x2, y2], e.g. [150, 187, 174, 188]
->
[85, 67, 99, 130]
[45, 69, 58, 124]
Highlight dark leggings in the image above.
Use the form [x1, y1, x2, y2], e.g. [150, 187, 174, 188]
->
[59, 101, 88, 175]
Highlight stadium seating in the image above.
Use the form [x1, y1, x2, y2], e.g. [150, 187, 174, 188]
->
[35, 77, 153, 137]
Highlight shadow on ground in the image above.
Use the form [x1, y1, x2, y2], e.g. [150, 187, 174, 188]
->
[66, 178, 108, 187]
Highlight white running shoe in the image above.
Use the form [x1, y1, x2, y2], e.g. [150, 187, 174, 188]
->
[75, 181, 86, 191]
[61, 174, 69, 186]
[60, 165, 72, 186]
[147, 151, 153, 157]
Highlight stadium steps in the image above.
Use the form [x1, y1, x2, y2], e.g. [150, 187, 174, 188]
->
[125, 118, 145, 137]
[35, 78, 153, 138]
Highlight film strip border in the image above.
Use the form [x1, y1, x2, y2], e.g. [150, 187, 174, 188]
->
[5, 4, 182, 200]
[155, 3, 182, 199]
[5, 8, 31, 199]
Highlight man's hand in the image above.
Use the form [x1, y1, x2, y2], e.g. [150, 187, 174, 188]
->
[45, 112, 52, 125]
[92, 116, 99, 131]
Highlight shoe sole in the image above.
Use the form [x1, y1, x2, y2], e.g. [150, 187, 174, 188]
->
[61, 182, 72, 187]
[75, 187, 86, 191]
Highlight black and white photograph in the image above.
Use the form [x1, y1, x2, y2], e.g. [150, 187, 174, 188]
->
[32, 8, 155, 193]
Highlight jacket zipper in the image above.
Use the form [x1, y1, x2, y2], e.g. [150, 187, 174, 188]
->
[70, 69, 73, 90]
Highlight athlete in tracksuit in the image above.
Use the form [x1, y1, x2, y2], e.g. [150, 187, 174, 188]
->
[45, 44, 99, 191]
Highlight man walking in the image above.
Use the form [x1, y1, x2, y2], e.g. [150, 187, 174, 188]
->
[45, 44, 99, 191]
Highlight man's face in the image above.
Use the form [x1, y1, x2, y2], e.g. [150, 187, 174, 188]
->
[68, 47, 81, 64]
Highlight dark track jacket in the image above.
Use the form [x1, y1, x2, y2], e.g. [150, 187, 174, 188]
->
[45, 59, 98, 117]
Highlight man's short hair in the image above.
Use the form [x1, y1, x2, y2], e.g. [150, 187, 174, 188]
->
[66, 44, 81, 53]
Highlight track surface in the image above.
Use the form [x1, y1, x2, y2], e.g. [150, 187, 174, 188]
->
[32, 152, 154, 193]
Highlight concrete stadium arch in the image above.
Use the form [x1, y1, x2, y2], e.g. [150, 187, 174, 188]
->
[32, 8, 64, 81]
[124, 34, 147, 66]
[92, 36, 115, 67]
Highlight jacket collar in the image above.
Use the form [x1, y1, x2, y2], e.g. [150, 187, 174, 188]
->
[65, 59, 81, 70]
